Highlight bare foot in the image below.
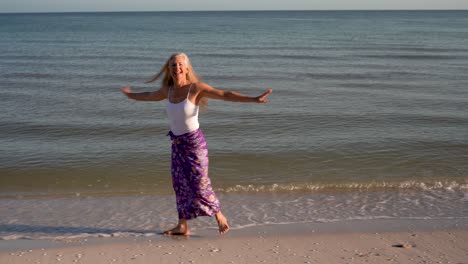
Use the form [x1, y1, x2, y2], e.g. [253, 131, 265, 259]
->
[215, 212, 230, 234]
[163, 220, 190, 236]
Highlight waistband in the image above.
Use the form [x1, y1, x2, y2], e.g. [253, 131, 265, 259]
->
[167, 128, 202, 140]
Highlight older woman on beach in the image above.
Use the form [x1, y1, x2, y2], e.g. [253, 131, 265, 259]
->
[121, 53, 272, 235]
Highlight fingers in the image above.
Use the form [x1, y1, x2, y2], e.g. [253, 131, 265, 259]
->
[258, 88, 272, 103]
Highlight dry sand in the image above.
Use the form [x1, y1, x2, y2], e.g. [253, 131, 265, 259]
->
[1, 220, 467, 264]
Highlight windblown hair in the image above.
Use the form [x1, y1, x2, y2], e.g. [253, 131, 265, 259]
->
[146, 53, 207, 109]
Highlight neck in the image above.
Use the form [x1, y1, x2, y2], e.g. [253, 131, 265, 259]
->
[174, 78, 189, 89]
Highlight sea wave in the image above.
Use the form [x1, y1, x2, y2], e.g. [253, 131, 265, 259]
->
[218, 180, 468, 193]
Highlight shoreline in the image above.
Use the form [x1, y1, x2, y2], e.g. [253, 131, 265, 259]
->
[1, 218, 467, 264]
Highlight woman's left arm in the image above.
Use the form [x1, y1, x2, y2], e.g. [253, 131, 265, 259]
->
[198, 82, 272, 103]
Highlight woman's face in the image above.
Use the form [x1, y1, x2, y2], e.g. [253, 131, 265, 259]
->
[169, 56, 188, 81]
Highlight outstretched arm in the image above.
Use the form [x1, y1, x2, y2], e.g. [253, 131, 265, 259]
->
[199, 82, 272, 103]
[121, 86, 167, 101]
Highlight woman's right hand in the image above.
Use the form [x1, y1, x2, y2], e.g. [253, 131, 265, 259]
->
[121, 86, 132, 95]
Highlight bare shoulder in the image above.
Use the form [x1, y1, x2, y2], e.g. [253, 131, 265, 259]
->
[193, 81, 213, 91]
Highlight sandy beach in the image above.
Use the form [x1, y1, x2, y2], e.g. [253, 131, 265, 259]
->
[1, 219, 467, 264]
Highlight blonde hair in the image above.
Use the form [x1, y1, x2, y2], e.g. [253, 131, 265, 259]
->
[146, 53, 208, 109]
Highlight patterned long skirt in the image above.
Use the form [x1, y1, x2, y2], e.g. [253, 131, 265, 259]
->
[167, 129, 221, 220]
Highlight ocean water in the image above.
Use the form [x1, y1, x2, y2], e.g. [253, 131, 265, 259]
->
[0, 10, 467, 240]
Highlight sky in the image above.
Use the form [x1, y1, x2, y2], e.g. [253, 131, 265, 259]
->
[1, 0, 467, 13]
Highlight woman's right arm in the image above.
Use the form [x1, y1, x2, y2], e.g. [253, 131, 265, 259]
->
[121, 86, 167, 101]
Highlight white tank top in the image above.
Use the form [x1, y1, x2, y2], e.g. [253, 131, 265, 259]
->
[166, 84, 200, 135]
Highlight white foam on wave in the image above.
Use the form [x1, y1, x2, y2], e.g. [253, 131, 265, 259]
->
[219, 180, 468, 193]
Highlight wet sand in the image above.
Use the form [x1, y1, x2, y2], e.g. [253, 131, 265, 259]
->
[1, 219, 467, 264]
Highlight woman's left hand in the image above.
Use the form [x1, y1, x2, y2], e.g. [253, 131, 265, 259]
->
[255, 89, 273, 103]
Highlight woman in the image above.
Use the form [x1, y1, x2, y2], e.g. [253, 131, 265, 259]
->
[121, 53, 272, 235]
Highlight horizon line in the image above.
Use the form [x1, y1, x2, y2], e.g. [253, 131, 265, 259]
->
[1, 9, 467, 15]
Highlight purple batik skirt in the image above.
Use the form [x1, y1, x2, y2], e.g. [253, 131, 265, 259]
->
[167, 129, 220, 220]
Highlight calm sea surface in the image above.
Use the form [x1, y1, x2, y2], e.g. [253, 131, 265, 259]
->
[0, 11, 467, 240]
